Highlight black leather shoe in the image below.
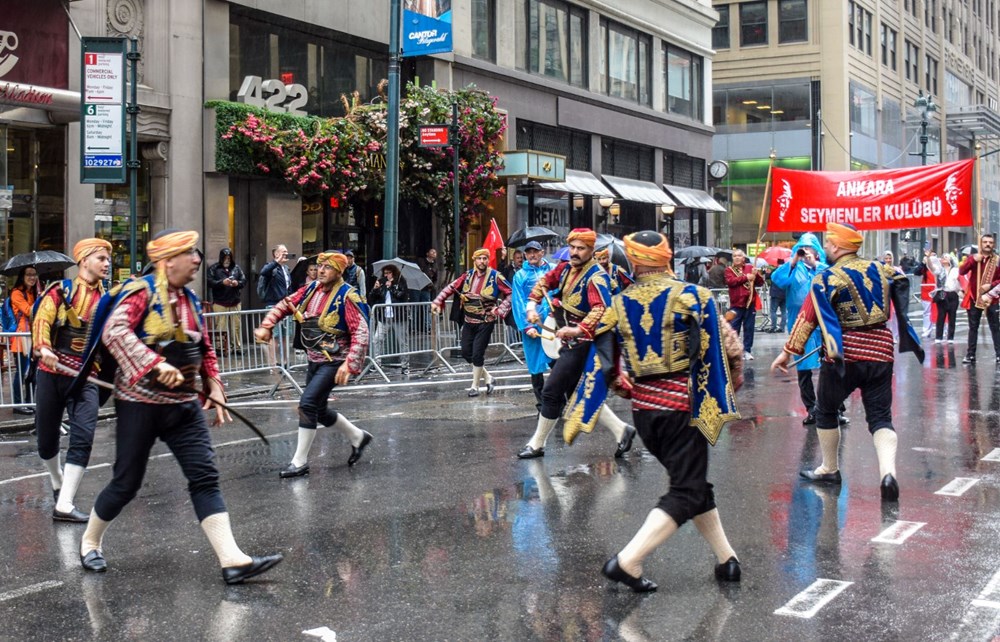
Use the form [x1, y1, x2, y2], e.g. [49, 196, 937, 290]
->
[467, 387, 480, 397]
[221, 554, 283, 585]
[963, 354, 976, 364]
[13, 407, 34, 416]
[614, 425, 637, 458]
[486, 379, 495, 395]
[80, 550, 107, 573]
[347, 431, 373, 467]
[838, 414, 850, 426]
[279, 463, 309, 478]
[802, 412, 817, 426]
[880, 474, 899, 501]
[715, 556, 741, 582]
[53, 507, 89, 523]
[517, 445, 544, 459]
[799, 469, 842, 483]
[601, 556, 657, 593]
[53, 489, 60, 503]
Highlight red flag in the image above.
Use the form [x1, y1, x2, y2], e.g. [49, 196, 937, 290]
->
[767, 159, 974, 232]
[483, 218, 505, 269]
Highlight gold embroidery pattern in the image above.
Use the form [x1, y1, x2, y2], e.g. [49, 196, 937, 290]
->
[562, 359, 600, 444]
[827, 256, 890, 328]
[616, 274, 692, 377]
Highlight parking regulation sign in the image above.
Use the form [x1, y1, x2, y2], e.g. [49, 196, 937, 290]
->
[81, 38, 127, 184]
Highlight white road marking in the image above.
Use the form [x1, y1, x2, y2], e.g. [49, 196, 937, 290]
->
[982, 448, 1000, 462]
[0, 580, 63, 603]
[871, 520, 926, 544]
[774, 579, 853, 618]
[971, 599, 1000, 610]
[935, 478, 980, 496]
[302, 626, 337, 641]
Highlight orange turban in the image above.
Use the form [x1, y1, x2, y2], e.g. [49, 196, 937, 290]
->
[317, 251, 348, 273]
[623, 231, 673, 268]
[73, 238, 112, 263]
[472, 248, 491, 260]
[567, 228, 597, 247]
[594, 248, 610, 259]
[826, 222, 863, 251]
[146, 230, 199, 262]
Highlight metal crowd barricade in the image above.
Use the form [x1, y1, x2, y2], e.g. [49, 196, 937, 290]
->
[364, 301, 453, 381]
[0, 331, 35, 412]
[202, 307, 301, 395]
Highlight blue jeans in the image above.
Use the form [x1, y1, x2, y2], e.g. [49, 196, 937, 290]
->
[298, 360, 342, 429]
[769, 297, 786, 331]
[729, 307, 756, 353]
[11, 352, 31, 406]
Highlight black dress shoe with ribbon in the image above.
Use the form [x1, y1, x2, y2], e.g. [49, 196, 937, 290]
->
[486, 379, 495, 395]
[221, 554, 284, 585]
[279, 463, 309, 478]
[517, 445, 544, 459]
[614, 425, 637, 458]
[347, 431, 373, 467]
[715, 556, 741, 582]
[802, 412, 817, 426]
[81, 550, 107, 573]
[799, 469, 842, 483]
[838, 413, 851, 425]
[963, 354, 976, 364]
[53, 507, 90, 523]
[467, 387, 480, 397]
[880, 473, 899, 501]
[601, 556, 657, 593]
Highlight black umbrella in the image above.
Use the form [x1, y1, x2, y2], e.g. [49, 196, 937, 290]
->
[507, 226, 560, 247]
[1, 250, 75, 277]
[595, 234, 631, 271]
[959, 244, 979, 256]
[673, 245, 731, 261]
[290, 255, 317, 292]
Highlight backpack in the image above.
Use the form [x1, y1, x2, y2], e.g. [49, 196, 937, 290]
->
[256, 271, 270, 301]
[0, 297, 18, 333]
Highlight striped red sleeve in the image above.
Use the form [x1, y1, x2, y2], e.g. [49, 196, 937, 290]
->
[103, 288, 163, 387]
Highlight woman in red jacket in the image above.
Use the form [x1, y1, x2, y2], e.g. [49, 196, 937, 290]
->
[8, 266, 39, 414]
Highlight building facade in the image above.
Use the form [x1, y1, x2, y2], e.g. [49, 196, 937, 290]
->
[711, 0, 1000, 258]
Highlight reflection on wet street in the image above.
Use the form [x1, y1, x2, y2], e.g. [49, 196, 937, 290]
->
[2, 333, 1000, 640]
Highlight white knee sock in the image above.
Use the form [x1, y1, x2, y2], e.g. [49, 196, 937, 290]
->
[527, 416, 559, 451]
[291, 428, 317, 468]
[471, 366, 483, 389]
[200, 512, 253, 568]
[55, 463, 86, 513]
[692, 509, 738, 564]
[482, 367, 493, 385]
[618, 508, 678, 577]
[872, 429, 898, 479]
[598, 405, 627, 442]
[815, 428, 841, 474]
[42, 455, 63, 491]
[334, 414, 365, 447]
[80, 510, 111, 555]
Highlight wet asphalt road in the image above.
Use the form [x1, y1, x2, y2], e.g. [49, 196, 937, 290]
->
[1, 331, 1000, 641]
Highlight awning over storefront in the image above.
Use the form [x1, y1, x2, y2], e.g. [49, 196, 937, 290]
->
[662, 184, 726, 212]
[537, 169, 615, 198]
[603, 175, 677, 205]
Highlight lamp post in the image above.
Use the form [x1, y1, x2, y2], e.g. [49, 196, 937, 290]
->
[911, 90, 938, 254]
[660, 203, 676, 250]
[599, 196, 615, 232]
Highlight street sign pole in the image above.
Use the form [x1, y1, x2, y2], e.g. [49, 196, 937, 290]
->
[126, 38, 141, 275]
[382, 0, 402, 261]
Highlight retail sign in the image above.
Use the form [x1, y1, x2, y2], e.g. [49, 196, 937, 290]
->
[402, 1, 453, 57]
[80, 38, 127, 184]
[418, 125, 450, 147]
[766, 159, 974, 232]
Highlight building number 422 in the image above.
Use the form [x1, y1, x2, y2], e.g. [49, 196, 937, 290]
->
[237, 75, 309, 116]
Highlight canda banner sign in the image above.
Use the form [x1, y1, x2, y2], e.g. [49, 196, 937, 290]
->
[767, 159, 974, 232]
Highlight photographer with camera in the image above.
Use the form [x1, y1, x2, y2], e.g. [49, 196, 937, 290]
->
[369, 264, 410, 375]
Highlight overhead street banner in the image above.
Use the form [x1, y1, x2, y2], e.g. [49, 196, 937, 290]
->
[80, 37, 127, 184]
[402, 0, 452, 57]
[767, 159, 974, 232]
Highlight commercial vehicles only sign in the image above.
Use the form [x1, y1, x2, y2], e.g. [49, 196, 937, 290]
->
[80, 38, 127, 184]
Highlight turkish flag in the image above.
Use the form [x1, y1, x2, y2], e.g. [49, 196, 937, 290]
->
[483, 218, 505, 269]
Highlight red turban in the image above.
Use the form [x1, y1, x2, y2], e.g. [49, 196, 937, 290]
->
[567, 228, 597, 247]
[623, 232, 673, 267]
[317, 251, 348, 273]
[826, 223, 863, 251]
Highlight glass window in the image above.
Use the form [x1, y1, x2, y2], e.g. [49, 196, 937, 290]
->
[778, 0, 807, 43]
[925, 55, 938, 94]
[905, 40, 919, 82]
[602, 20, 652, 105]
[849, 82, 877, 138]
[664, 44, 703, 120]
[713, 5, 730, 49]
[472, 0, 496, 61]
[881, 24, 897, 70]
[881, 97, 903, 155]
[518, 0, 587, 88]
[740, 2, 767, 47]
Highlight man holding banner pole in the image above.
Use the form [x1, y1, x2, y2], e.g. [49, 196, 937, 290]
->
[959, 233, 1000, 364]
[771, 223, 924, 502]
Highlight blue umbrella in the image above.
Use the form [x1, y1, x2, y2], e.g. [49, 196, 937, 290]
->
[552, 246, 570, 261]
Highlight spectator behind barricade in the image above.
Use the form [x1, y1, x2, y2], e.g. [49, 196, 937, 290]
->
[933, 254, 961, 343]
[305, 262, 318, 287]
[502, 249, 523, 283]
[703, 254, 728, 289]
[8, 266, 39, 414]
[899, 253, 917, 274]
[207, 248, 246, 355]
[914, 250, 940, 338]
[260, 244, 290, 368]
[416, 248, 439, 332]
[685, 258, 708, 285]
[369, 264, 410, 375]
[343, 249, 366, 299]
[767, 259, 786, 333]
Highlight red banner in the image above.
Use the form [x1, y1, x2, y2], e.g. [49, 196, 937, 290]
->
[766, 159, 974, 232]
